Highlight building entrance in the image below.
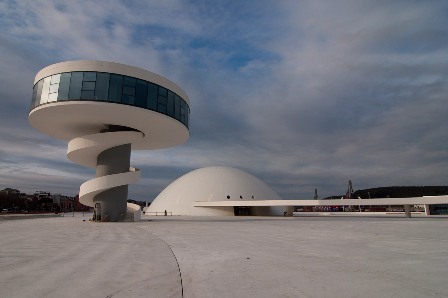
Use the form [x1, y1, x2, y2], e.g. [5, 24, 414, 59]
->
[94, 203, 102, 221]
[234, 206, 251, 216]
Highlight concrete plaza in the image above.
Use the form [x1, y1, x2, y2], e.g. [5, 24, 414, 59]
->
[1, 214, 447, 297]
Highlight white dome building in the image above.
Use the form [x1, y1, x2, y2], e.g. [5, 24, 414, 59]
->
[146, 166, 284, 216]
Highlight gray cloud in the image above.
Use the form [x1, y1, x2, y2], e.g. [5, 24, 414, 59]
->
[0, 0, 447, 201]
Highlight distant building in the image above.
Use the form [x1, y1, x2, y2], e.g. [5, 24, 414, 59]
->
[1, 188, 20, 197]
[60, 196, 73, 212]
[35, 191, 51, 199]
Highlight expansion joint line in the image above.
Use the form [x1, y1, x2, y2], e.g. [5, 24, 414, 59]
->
[151, 232, 184, 297]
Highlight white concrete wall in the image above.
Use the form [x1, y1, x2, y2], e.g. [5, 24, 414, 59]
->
[127, 202, 142, 222]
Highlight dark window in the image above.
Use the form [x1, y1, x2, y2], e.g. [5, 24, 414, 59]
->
[123, 85, 135, 96]
[82, 81, 95, 91]
[122, 77, 136, 104]
[158, 103, 167, 114]
[147, 83, 158, 110]
[121, 94, 135, 105]
[180, 100, 186, 124]
[81, 90, 95, 99]
[68, 72, 83, 99]
[158, 86, 168, 97]
[95, 72, 110, 100]
[167, 91, 175, 117]
[135, 79, 147, 108]
[158, 94, 167, 114]
[174, 95, 181, 120]
[83, 72, 96, 82]
[123, 76, 136, 87]
[158, 95, 167, 108]
[108, 74, 123, 102]
[58, 73, 71, 100]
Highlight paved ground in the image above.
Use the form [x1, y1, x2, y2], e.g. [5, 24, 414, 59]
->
[1, 214, 448, 298]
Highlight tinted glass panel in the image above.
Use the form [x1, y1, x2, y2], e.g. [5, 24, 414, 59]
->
[122, 94, 135, 104]
[180, 101, 186, 114]
[50, 74, 61, 85]
[180, 101, 186, 124]
[167, 91, 175, 117]
[31, 83, 37, 108]
[49, 84, 59, 93]
[158, 95, 167, 106]
[81, 90, 95, 99]
[174, 95, 181, 120]
[135, 79, 147, 108]
[40, 77, 51, 104]
[58, 73, 71, 100]
[83, 72, 96, 81]
[158, 86, 167, 97]
[48, 92, 58, 102]
[108, 74, 123, 102]
[147, 83, 158, 110]
[123, 76, 136, 87]
[35, 80, 43, 107]
[68, 72, 83, 99]
[95, 72, 109, 100]
[82, 81, 95, 91]
[123, 85, 135, 96]
[158, 103, 167, 114]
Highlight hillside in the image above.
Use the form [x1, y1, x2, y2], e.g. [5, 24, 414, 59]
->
[324, 186, 448, 200]
[353, 186, 448, 199]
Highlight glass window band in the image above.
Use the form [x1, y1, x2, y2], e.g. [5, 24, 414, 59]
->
[31, 71, 190, 128]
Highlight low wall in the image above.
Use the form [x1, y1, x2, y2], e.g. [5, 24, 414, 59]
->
[126, 202, 142, 222]
[293, 211, 425, 216]
[0, 213, 63, 220]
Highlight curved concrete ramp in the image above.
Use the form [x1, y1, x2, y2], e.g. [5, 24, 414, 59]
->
[68, 130, 144, 212]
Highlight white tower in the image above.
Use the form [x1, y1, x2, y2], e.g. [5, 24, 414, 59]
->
[29, 61, 190, 221]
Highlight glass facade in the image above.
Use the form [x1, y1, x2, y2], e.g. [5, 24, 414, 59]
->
[31, 71, 190, 128]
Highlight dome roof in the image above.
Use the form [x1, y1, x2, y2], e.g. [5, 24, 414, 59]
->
[146, 166, 282, 216]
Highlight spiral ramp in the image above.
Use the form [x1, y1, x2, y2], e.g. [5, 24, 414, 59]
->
[67, 129, 144, 221]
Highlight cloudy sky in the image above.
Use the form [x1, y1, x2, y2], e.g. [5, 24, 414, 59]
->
[0, 0, 447, 201]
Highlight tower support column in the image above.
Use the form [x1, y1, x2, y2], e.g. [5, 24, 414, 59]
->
[93, 144, 131, 221]
[404, 204, 411, 218]
[285, 206, 293, 217]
